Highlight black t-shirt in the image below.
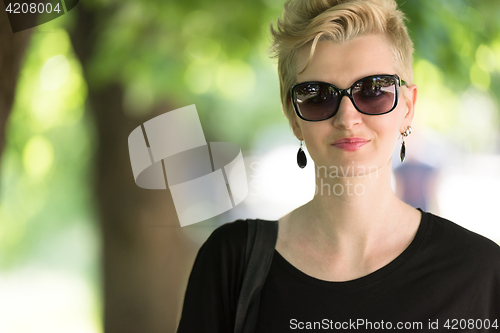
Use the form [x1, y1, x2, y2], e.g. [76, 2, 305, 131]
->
[177, 211, 500, 332]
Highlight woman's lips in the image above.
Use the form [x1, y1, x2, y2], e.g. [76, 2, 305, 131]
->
[331, 138, 369, 151]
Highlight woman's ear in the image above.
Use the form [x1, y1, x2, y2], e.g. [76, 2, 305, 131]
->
[402, 84, 418, 128]
[291, 113, 303, 141]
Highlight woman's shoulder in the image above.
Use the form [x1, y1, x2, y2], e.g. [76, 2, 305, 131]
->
[199, 219, 249, 256]
[424, 211, 500, 262]
[201, 218, 276, 254]
[209, 219, 249, 241]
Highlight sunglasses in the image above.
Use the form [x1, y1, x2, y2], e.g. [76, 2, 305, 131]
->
[291, 74, 407, 121]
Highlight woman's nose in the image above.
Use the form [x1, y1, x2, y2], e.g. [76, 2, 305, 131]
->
[332, 95, 362, 129]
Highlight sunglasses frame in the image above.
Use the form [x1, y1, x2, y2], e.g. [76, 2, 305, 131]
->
[290, 74, 407, 122]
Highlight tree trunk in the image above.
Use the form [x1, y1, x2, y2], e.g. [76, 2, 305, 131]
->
[0, 12, 33, 165]
[68, 4, 198, 332]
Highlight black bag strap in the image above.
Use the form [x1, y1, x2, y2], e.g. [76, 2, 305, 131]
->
[234, 219, 279, 333]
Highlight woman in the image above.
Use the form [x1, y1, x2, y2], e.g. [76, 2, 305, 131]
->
[177, 0, 500, 332]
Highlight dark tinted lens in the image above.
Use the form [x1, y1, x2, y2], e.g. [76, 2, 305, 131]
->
[352, 76, 396, 114]
[294, 83, 339, 120]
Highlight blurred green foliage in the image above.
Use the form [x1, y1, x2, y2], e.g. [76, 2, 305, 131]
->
[0, 26, 97, 271]
[401, 0, 500, 91]
[399, 0, 500, 149]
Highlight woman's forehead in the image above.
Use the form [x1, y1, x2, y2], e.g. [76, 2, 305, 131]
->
[295, 34, 396, 86]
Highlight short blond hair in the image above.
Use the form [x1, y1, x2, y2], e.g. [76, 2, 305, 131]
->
[269, 0, 414, 128]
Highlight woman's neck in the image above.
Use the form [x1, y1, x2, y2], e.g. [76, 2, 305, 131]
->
[297, 160, 418, 256]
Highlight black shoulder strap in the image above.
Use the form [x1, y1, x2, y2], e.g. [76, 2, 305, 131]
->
[234, 219, 279, 333]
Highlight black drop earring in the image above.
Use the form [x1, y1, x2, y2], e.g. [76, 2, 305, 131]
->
[400, 139, 406, 162]
[400, 126, 412, 162]
[297, 140, 307, 168]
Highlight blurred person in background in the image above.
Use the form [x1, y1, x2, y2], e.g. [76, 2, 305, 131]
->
[177, 0, 500, 332]
[393, 130, 440, 213]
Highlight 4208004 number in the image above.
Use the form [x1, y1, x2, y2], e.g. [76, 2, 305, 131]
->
[444, 319, 498, 330]
[5, 2, 62, 14]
